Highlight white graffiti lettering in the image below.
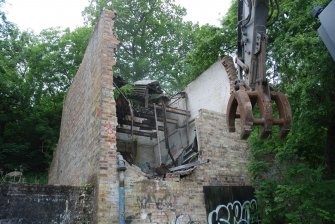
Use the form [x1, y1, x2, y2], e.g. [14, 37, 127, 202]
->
[208, 199, 259, 224]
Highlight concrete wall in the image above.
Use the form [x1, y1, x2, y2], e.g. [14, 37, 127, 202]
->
[0, 184, 93, 224]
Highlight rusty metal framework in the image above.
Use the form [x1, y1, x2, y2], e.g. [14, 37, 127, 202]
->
[226, 0, 292, 139]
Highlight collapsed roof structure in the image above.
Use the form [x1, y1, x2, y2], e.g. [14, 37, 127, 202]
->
[47, 11, 252, 223]
[114, 77, 206, 177]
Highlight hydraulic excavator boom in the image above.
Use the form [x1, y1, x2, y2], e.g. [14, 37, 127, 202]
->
[226, 0, 292, 139]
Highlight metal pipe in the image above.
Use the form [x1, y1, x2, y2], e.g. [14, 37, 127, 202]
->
[117, 153, 126, 224]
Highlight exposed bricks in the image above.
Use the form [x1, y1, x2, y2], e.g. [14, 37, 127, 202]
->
[48, 10, 250, 224]
[48, 10, 120, 223]
[222, 55, 238, 92]
[119, 109, 250, 223]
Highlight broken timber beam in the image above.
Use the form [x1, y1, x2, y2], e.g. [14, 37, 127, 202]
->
[168, 159, 210, 172]
[162, 102, 176, 165]
[154, 103, 162, 165]
[116, 127, 157, 138]
[120, 120, 164, 131]
[136, 112, 178, 125]
[151, 105, 190, 117]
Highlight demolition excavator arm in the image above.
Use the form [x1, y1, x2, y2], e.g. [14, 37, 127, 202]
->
[226, 0, 292, 139]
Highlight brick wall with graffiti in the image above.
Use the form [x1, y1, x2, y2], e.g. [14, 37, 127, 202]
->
[47, 9, 251, 223]
[204, 186, 259, 224]
[119, 109, 251, 223]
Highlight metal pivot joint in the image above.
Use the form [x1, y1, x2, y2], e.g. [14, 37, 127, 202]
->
[226, 0, 292, 139]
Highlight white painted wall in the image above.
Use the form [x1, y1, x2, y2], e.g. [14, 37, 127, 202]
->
[116, 60, 232, 169]
[163, 59, 232, 165]
[184, 60, 231, 119]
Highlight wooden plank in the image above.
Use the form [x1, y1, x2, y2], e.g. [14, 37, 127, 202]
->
[182, 152, 199, 164]
[166, 106, 190, 116]
[120, 120, 164, 131]
[170, 142, 193, 161]
[136, 112, 178, 124]
[152, 105, 190, 116]
[162, 102, 176, 165]
[116, 127, 157, 138]
[169, 159, 209, 172]
[154, 103, 162, 165]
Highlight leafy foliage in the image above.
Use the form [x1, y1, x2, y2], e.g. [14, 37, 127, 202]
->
[114, 83, 134, 100]
[238, 0, 335, 222]
[178, 0, 238, 88]
[82, 0, 242, 92]
[83, 0, 196, 92]
[0, 2, 91, 179]
[0, 0, 223, 181]
[1, 0, 334, 221]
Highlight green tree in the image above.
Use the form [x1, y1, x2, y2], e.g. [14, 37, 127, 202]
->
[181, 0, 335, 222]
[0, 1, 35, 173]
[243, 0, 335, 222]
[176, 0, 239, 88]
[25, 27, 92, 102]
[0, 0, 91, 179]
[83, 0, 196, 92]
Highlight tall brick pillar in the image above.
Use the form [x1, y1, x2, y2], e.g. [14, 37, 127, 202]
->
[93, 11, 120, 223]
[48, 10, 120, 223]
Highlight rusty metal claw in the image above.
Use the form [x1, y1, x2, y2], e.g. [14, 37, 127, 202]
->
[227, 90, 253, 140]
[256, 86, 273, 139]
[226, 87, 292, 140]
[271, 92, 292, 139]
[229, 0, 292, 140]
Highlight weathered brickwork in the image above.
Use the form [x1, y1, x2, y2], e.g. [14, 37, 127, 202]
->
[48, 10, 250, 224]
[120, 109, 250, 224]
[0, 183, 94, 224]
[48, 10, 120, 223]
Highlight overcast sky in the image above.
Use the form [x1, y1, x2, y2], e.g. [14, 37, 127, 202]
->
[3, 0, 232, 33]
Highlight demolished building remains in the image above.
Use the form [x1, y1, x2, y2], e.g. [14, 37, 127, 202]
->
[48, 11, 255, 223]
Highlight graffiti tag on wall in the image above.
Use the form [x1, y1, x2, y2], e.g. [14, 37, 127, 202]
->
[207, 199, 259, 224]
[125, 192, 199, 224]
[204, 186, 259, 224]
[137, 193, 175, 210]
